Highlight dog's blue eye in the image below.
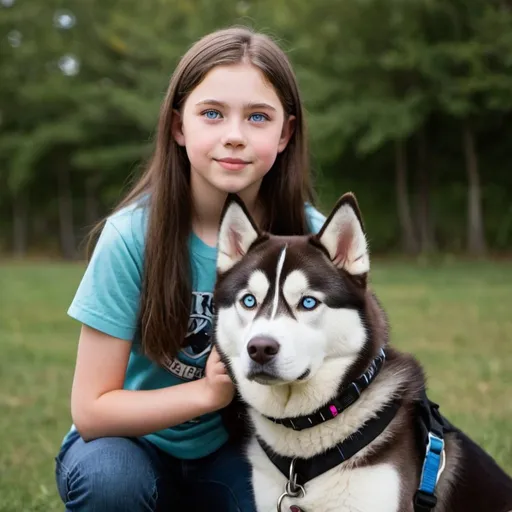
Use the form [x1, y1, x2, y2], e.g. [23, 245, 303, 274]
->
[301, 296, 318, 310]
[241, 294, 257, 309]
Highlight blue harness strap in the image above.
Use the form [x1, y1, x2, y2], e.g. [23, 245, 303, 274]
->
[414, 432, 445, 511]
[413, 390, 453, 512]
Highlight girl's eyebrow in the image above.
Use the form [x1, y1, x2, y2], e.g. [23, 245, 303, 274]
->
[195, 99, 277, 112]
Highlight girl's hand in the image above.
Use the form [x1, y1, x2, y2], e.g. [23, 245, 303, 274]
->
[202, 346, 235, 410]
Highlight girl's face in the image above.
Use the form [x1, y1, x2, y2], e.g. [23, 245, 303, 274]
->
[172, 62, 294, 204]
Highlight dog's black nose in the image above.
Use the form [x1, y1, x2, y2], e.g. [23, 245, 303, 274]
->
[247, 336, 280, 365]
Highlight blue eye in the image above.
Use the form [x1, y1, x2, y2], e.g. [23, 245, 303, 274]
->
[300, 296, 319, 310]
[249, 113, 267, 123]
[204, 110, 221, 120]
[241, 294, 257, 309]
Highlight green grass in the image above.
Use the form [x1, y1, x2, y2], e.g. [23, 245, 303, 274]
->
[1, 259, 511, 511]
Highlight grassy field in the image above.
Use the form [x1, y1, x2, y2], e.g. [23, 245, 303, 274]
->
[0, 259, 511, 511]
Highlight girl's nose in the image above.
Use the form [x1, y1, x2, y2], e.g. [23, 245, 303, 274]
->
[221, 119, 247, 147]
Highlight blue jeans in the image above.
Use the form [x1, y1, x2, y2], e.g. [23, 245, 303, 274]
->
[55, 430, 257, 511]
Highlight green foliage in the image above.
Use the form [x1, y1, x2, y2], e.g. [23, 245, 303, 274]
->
[1, 0, 512, 256]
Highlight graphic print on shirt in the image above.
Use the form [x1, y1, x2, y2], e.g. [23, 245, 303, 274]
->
[162, 292, 214, 381]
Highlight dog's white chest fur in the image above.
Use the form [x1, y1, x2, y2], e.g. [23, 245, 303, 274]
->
[248, 440, 401, 512]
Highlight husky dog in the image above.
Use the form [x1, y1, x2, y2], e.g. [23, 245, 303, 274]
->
[212, 192, 512, 512]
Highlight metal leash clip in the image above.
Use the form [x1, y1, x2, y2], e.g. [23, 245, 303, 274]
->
[276, 458, 306, 512]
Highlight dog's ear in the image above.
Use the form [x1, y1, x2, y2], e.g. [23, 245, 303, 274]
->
[217, 194, 261, 273]
[316, 192, 369, 277]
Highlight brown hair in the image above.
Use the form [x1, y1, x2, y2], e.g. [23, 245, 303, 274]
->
[88, 26, 315, 365]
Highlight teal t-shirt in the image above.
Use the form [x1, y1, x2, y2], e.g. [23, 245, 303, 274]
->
[64, 200, 326, 459]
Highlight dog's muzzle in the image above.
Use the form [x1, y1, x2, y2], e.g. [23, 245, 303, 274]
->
[245, 335, 310, 384]
[246, 336, 280, 383]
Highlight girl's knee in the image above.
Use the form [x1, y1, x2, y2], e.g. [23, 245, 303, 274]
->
[56, 436, 158, 511]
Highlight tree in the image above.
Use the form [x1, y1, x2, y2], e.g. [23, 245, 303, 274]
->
[1, 0, 512, 256]
[423, 0, 512, 255]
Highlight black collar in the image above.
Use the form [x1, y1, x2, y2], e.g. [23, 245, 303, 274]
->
[257, 398, 401, 486]
[263, 348, 386, 431]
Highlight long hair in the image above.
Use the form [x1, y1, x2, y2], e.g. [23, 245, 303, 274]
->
[88, 26, 315, 365]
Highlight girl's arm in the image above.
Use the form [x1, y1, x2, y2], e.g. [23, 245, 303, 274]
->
[71, 325, 233, 441]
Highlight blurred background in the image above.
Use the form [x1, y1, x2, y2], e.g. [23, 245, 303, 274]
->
[0, 0, 511, 510]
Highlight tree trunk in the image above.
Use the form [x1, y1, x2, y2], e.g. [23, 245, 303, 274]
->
[463, 123, 487, 256]
[85, 175, 100, 227]
[58, 164, 76, 259]
[395, 139, 419, 254]
[498, 0, 512, 12]
[415, 128, 436, 253]
[12, 190, 28, 257]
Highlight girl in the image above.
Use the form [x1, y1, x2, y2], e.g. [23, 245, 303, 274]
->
[55, 26, 326, 511]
